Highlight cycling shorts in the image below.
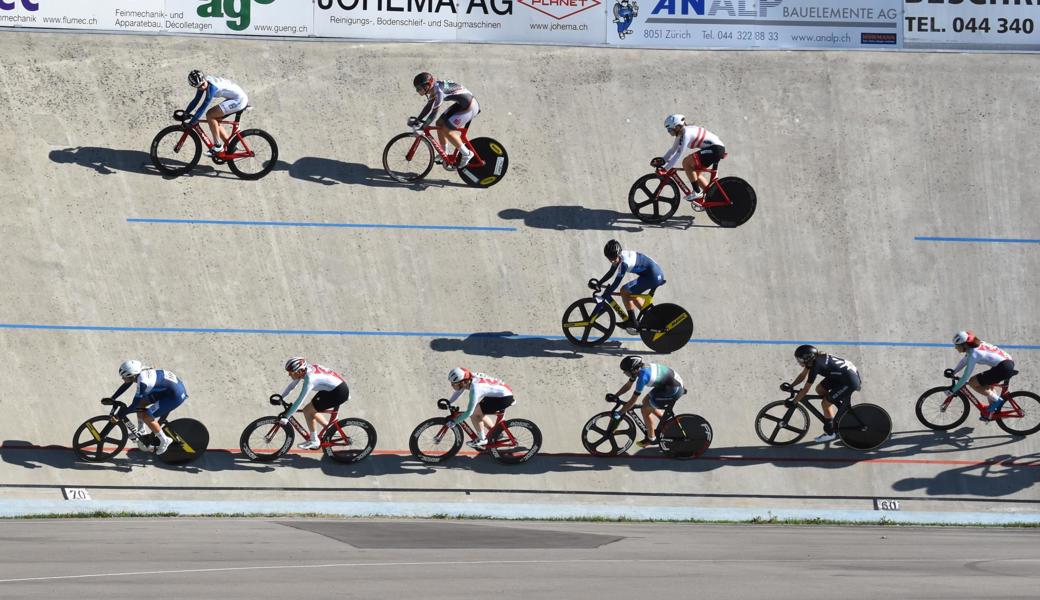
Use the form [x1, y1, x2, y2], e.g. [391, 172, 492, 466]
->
[647, 384, 683, 410]
[479, 395, 515, 414]
[312, 383, 350, 411]
[692, 144, 726, 170]
[820, 372, 861, 408]
[143, 386, 188, 419]
[217, 95, 249, 116]
[623, 268, 665, 295]
[977, 360, 1016, 386]
[438, 98, 480, 131]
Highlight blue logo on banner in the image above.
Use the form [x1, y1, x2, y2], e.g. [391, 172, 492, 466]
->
[650, 0, 781, 17]
[0, 0, 40, 10]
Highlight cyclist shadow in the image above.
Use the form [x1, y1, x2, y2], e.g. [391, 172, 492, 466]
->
[873, 427, 1025, 458]
[428, 331, 656, 359]
[498, 206, 645, 232]
[392, 453, 614, 476]
[48, 146, 161, 177]
[891, 452, 1039, 498]
[288, 157, 402, 188]
[0, 440, 134, 473]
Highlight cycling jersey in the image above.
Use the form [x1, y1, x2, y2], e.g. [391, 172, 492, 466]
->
[449, 373, 513, 424]
[662, 125, 724, 170]
[417, 80, 475, 127]
[599, 250, 665, 296]
[112, 369, 188, 418]
[631, 363, 683, 395]
[805, 355, 859, 386]
[951, 343, 1014, 394]
[184, 75, 248, 124]
[281, 363, 346, 417]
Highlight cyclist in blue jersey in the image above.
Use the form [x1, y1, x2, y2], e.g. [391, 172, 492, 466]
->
[611, 356, 686, 447]
[107, 360, 189, 455]
[596, 239, 666, 333]
[790, 345, 861, 443]
[184, 69, 249, 157]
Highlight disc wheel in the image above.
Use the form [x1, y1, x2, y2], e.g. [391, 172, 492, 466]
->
[581, 412, 636, 456]
[836, 404, 892, 450]
[995, 392, 1040, 436]
[755, 400, 810, 446]
[489, 419, 542, 464]
[705, 176, 756, 227]
[227, 129, 278, 180]
[915, 387, 970, 431]
[383, 132, 434, 183]
[409, 417, 463, 463]
[72, 417, 128, 462]
[638, 303, 692, 353]
[158, 418, 210, 465]
[561, 298, 616, 346]
[658, 414, 713, 458]
[628, 173, 680, 223]
[239, 416, 294, 462]
[150, 125, 201, 176]
[458, 137, 508, 188]
[322, 418, 377, 463]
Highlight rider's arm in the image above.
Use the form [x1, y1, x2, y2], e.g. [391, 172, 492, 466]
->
[183, 88, 204, 119]
[661, 134, 684, 169]
[188, 85, 217, 124]
[950, 354, 976, 394]
[284, 374, 312, 418]
[791, 367, 813, 403]
[620, 371, 650, 413]
[416, 93, 440, 125]
[599, 261, 630, 296]
[453, 386, 478, 425]
[116, 384, 148, 418]
[110, 381, 133, 401]
[614, 379, 634, 397]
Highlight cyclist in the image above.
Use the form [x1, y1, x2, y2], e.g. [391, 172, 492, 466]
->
[611, 356, 685, 448]
[656, 114, 726, 204]
[948, 331, 1015, 421]
[790, 345, 861, 443]
[184, 69, 248, 157]
[447, 368, 514, 449]
[108, 360, 188, 455]
[595, 239, 665, 333]
[412, 72, 479, 170]
[279, 357, 350, 450]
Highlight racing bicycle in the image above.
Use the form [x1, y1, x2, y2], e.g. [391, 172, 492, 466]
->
[581, 392, 712, 458]
[382, 119, 509, 188]
[915, 369, 1040, 436]
[150, 107, 278, 179]
[628, 157, 756, 227]
[409, 398, 541, 464]
[72, 398, 209, 464]
[239, 394, 377, 463]
[755, 383, 892, 450]
[561, 278, 692, 353]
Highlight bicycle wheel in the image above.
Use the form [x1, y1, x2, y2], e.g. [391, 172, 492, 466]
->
[837, 404, 892, 450]
[561, 298, 616, 346]
[383, 132, 434, 183]
[995, 392, 1040, 436]
[150, 125, 201, 176]
[755, 400, 810, 446]
[158, 418, 210, 465]
[239, 416, 294, 462]
[915, 386, 970, 431]
[489, 419, 542, 464]
[705, 176, 756, 228]
[226, 129, 278, 180]
[658, 414, 713, 458]
[322, 418, 377, 463]
[628, 173, 680, 224]
[638, 303, 692, 353]
[581, 411, 637, 456]
[458, 137, 509, 188]
[72, 417, 129, 462]
[409, 417, 463, 463]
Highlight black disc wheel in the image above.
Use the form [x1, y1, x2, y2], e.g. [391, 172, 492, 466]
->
[409, 417, 463, 463]
[638, 303, 692, 353]
[915, 387, 970, 431]
[150, 125, 201, 176]
[322, 418, 377, 463]
[239, 416, 294, 462]
[581, 412, 636, 456]
[158, 418, 210, 465]
[226, 129, 278, 180]
[561, 298, 616, 346]
[458, 137, 508, 188]
[995, 392, 1040, 436]
[489, 419, 542, 464]
[837, 404, 892, 450]
[72, 417, 128, 462]
[383, 132, 434, 183]
[658, 414, 713, 458]
[628, 173, 680, 223]
[705, 176, 756, 227]
[755, 400, 810, 446]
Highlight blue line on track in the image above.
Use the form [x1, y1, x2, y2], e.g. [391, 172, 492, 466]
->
[915, 236, 1040, 244]
[1, 323, 1038, 349]
[127, 217, 516, 233]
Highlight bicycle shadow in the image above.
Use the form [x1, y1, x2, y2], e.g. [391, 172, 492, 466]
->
[428, 331, 656, 359]
[48, 146, 161, 177]
[892, 452, 1040, 498]
[287, 157, 401, 188]
[498, 206, 708, 232]
[1, 440, 133, 473]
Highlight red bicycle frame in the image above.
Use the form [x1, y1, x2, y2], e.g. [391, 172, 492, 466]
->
[655, 160, 732, 209]
[264, 408, 350, 449]
[176, 111, 253, 160]
[441, 407, 517, 449]
[952, 382, 1025, 420]
[406, 126, 487, 170]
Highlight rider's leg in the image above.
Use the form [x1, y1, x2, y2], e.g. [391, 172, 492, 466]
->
[302, 403, 321, 439]
[139, 410, 160, 434]
[469, 407, 489, 441]
[205, 106, 227, 149]
[817, 382, 837, 434]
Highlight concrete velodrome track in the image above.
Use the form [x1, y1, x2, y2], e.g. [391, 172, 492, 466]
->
[0, 31, 1037, 521]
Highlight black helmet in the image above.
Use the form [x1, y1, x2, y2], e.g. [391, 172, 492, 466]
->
[188, 69, 205, 88]
[794, 344, 818, 366]
[620, 356, 643, 373]
[413, 72, 434, 93]
[604, 239, 622, 261]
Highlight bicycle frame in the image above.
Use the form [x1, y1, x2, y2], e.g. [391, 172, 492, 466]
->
[406, 126, 487, 170]
[606, 397, 676, 434]
[440, 405, 516, 449]
[176, 111, 252, 159]
[597, 290, 656, 322]
[88, 399, 196, 453]
[264, 395, 350, 449]
[950, 379, 1023, 420]
[656, 165, 732, 209]
[779, 386, 862, 427]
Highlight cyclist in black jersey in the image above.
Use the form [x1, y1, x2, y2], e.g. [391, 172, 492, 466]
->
[790, 345, 861, 442]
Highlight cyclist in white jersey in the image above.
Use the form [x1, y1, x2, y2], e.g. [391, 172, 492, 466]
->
[412, 72, 480, 169]
[446, 367, 515, 449]
[657, 114, 726, 204]
[948, 331, 1016, 420]
[185, 69, 249, 157]
[280, 357, 350, 450]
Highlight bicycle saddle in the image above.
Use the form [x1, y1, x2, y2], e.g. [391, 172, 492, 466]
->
[225, 105, 253, 118]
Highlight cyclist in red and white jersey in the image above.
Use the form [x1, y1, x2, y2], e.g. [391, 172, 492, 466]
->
[658, 114, 726, 204]
[447, 367, 514, 449]
[280, 357, 350, 450]
[412, 72, 480, 169]
[948, 331, 1016, 420]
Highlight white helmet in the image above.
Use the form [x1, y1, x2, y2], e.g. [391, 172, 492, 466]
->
[952, 331, 976, 346]
[448, 367, 471, 384]
[285, 356, 308, 373]
[118, 359, 143, 379]
[664, 114, 686, 133]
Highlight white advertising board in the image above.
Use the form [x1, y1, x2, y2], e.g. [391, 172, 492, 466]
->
[904, 0, 1040, 52]
[0, 0, 164, 32]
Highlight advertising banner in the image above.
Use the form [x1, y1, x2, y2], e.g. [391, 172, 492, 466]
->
[606, 0, 901, 49]
[0, 0, 164, 32]
[904, 0, 1040, 52]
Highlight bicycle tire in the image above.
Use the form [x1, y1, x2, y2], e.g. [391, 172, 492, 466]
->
[915, 386, 970, 431]
[226, 129, 278, 180]
[489, 419, 542, 464]
[628, 173, 680, 224]
[995, 391, 1040, 436]
[158, 418, 210, 465]
[755, 400, 810, 446]
[322, 418, 377, 463]
[150, 125, 201, 176]
[638, 303, 692, 353]
[837, 403, 892, 450]
[458, 137, 508, 188]
[705, 176, 756, 228]
[239, 416, 294, 462]
[658, 413, 713, 458]
[72, 417, 129, 462]
[581, 411, 637, 456]
[561, 298, 616, 346]
[409, 417, 463, 463]
[383, 132, 434, 183]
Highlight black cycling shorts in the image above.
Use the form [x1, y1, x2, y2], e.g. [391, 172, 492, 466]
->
[977, 360, 1016, 386]
[821, 372, 860, 408]
[695, 144, 726, 169]
[311, 383, 349, 411]
[479, 395, 515, 414]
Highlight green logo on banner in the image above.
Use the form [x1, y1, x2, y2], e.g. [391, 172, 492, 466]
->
[197, 0, 275, 31]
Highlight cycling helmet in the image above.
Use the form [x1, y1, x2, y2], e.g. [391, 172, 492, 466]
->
[413, 72, 434, 94]
[448, 367, 471, 384]
[285, 356, 308, 373]
[604, 239, 622, 261]
[664, 114, 686, 134]
[953, 331, 976, 346]
[794, 344, 818, 366]
[620, 356, 643, 374]
[188, 69, 205, 88]
[118, 359, 143, 379]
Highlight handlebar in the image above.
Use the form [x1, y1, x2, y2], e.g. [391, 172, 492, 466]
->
[943, 369, 956, 379]
[587, 278, 603, 292]
[437, 398, 460, 413]
[173, 109, 187, 121]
